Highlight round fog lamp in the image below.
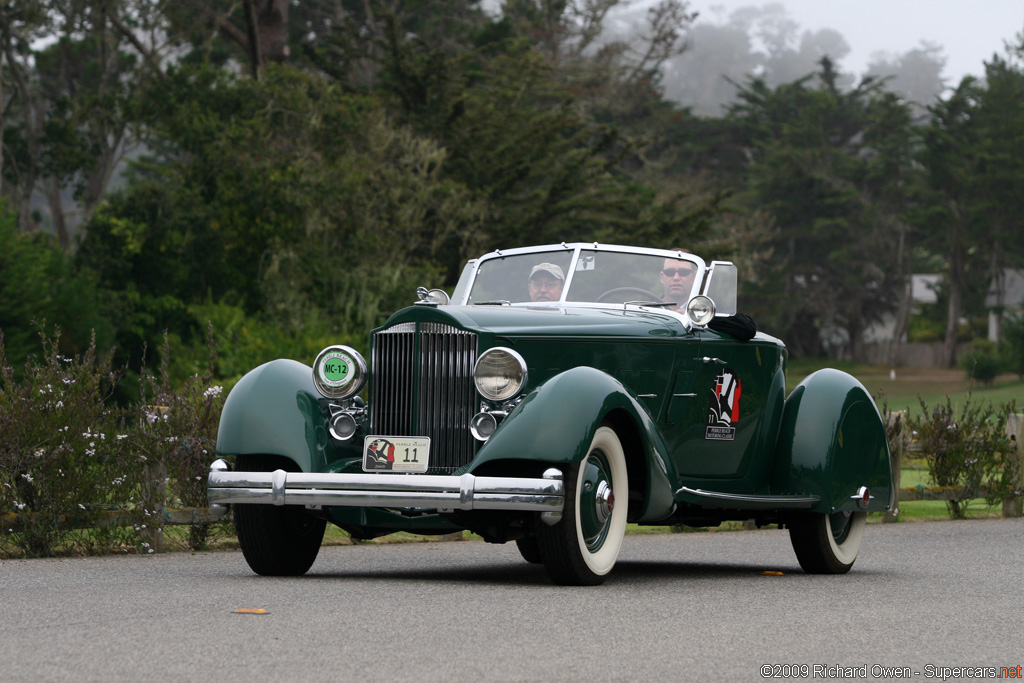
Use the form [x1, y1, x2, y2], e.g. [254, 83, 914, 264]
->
[686, 295, 716, 326]
[330, 412, 358, 441]
[474, 348, 527, 401]
[470, 412, 498, 441]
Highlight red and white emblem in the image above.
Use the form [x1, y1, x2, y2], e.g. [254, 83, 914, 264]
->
[705, 369, 741, 441]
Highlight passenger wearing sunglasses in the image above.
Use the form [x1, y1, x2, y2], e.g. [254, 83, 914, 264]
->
[659, 248, 697, 310]
[661, 247, 757, 339]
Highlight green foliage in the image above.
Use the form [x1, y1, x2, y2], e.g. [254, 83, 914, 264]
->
[999, 313, 1024, 379]
[0, 329, 227, 557]
[168, 300, 361, 388]
[910, 395, 1018, 519]
[959, 339, 1002, 387]
[77, 65, 481, 367]
[134, 330, 227, 550]
[728, 59, 914, 355]
[0, 203, 111, 375]
[0, 330, 140, 557]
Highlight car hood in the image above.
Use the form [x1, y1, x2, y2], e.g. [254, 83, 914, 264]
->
[380, 304, 688, 340]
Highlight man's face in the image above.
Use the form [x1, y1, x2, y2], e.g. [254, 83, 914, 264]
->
[528, 273, 564, 302]
[660, 258, 697, 303]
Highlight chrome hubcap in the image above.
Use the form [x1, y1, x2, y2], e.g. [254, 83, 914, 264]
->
[594, 481, 614, 524]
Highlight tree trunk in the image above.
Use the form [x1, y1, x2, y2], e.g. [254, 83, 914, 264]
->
[942, 209, 966, 368]
[887, 223, 911, 366]
[45, 179, 69, 249]
[255, 0, 289, 64]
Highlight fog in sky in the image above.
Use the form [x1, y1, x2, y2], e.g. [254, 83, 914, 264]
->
[693, 0, 1024, 82]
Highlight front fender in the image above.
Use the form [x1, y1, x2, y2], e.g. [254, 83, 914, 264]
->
[471, 366, 676, 522]
[770, 369, 893, 514]
[216, 359, 338, 472]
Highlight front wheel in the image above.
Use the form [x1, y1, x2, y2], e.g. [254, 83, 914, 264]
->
[515, 537, 542, 564]
[537, 426, 629, 585]
[788, 511, 867, 574]
[234, 454, 326, 576]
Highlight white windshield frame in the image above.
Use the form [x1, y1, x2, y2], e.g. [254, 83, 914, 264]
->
[454, 243, 707, 309]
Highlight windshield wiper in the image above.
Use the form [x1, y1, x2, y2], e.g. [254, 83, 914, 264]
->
[473, 300, 511, 306]
[624, 300, 678, 308]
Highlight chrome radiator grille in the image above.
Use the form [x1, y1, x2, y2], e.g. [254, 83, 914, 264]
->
[370, 322, 478, 473]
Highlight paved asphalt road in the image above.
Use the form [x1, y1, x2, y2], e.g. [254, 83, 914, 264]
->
[2, 519, 1021, 683]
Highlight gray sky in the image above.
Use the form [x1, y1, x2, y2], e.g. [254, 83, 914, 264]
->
[696, 0, 1024, 83]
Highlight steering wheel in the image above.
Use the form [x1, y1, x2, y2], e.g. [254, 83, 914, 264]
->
[595, 287, 663, 304]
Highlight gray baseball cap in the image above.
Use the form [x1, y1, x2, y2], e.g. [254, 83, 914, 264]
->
[529, 262, 565, 281]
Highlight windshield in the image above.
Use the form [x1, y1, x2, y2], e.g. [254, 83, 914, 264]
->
[467, 249, 702, 306]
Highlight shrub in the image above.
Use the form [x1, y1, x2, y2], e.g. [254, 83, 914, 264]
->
[133, 328, 226, 551]
[0, 327, 228, 557]
[909, 395, 1018, 519]
[999, 312, 1024, 379]
[959, 339, 1002, 387]
[0, 330, 143, 556]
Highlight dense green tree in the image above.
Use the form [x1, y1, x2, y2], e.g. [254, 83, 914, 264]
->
[0, 203, 109, 373]
[1, 0, 171, 244]
[728, 59, 917, 358]
[77, 65, 482, 366]
[972, 56, 1024, 336]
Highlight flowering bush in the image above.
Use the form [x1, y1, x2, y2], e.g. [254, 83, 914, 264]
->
[0, 329, 226, 557]
[0, 331, 141, 556]
[133, 329, 225, 551]
[909, 395, 1019, 519]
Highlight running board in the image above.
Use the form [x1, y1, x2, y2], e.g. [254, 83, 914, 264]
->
[676, 486, 820, 510]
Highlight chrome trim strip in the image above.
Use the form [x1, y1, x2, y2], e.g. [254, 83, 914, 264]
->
[676, 486, 820, 508]
[209, 469, 564, 513]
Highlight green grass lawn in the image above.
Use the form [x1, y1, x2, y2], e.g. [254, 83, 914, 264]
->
[786, 359, 1024, 416]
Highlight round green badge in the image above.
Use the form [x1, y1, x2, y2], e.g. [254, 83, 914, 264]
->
[319, 350, 353, 388]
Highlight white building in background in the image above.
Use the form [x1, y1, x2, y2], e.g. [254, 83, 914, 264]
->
[862, 274, 942, 344]
[985, 268, 1024, 343]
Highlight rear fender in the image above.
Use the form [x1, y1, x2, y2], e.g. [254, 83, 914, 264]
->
[216, 359, 338, 472]
[472, 366, 676, 522]
[771, 369, 893, 514]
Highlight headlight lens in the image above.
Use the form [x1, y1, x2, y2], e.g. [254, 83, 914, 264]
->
[474, 348, 527, 402]
[312, 345, 367, 399]
[686, 295, 716, 326]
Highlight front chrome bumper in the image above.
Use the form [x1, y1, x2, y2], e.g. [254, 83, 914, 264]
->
[206, 459, 565, 524]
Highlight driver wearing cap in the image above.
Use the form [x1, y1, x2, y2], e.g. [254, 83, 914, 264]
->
[528, 262, 565, 302]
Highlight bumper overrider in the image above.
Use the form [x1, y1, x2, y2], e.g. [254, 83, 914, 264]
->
[206, 460, 565, 525]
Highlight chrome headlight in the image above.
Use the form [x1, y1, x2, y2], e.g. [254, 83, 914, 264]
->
[312, 345, 367, 399]
[686, 295, 716, 326]
[474, 347, 527, 402]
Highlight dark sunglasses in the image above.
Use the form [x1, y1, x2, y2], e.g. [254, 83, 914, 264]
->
[662, 267, 695, 278]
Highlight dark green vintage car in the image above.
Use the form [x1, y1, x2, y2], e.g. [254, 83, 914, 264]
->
[207, 243, 893, 585]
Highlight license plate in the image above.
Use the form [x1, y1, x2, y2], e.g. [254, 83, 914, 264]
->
[362, 436, 431, 473]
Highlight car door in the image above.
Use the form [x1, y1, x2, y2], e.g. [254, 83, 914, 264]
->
[667, 329, 781, 482]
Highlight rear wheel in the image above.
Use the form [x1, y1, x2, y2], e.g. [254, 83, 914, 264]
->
[537, 426, 628, 585]
[234, 455, 326, 576]
[788, 511, 866, 574]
